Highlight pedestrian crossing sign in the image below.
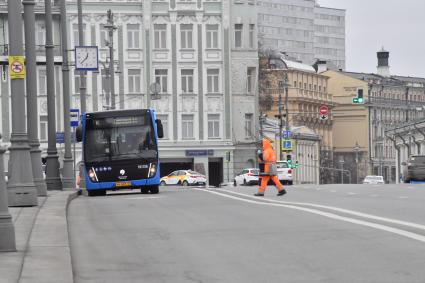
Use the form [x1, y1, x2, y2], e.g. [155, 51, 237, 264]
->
[282, 139, 293, 151]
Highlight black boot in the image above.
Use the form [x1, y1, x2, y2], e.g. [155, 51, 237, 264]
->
[277, 189, 287, 196]
[254, 192, 264, 197]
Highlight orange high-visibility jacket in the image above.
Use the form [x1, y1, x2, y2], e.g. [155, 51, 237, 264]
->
[261, 139, 276, 174]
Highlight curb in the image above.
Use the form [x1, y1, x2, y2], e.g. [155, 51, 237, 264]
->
[18, 189, 80, 283]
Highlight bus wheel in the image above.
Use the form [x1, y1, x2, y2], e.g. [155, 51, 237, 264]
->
[140, 187, 149, 194]
[150, 186, 159, 194]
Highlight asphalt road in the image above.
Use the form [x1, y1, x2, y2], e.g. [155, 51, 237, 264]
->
[68, 184, 425, 283]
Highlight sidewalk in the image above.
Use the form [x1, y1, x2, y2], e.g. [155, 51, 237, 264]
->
[0, 190, 79, 283]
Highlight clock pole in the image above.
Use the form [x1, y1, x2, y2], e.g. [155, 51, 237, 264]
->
[45, 0, 63, 190]
[60, 0, 75, 189]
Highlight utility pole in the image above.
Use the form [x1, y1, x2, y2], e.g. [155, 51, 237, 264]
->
[45, 0, 63, 190]
[23, 0, 47, 196]
[0, 138, 16, 251]
[61, 0, 75, 189]
[284, 73, 290, 133]
[77, 0, 87, 113]
[278, 88, 283, 160]
[7, 0, 38, 206]
[105, 10, 117, 110]
[354, 141, 360, 184]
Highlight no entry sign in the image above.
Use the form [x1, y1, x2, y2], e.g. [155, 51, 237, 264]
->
[319, 105, 329, 115]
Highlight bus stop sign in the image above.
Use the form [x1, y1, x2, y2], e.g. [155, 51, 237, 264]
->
[70, 109, 80, 127]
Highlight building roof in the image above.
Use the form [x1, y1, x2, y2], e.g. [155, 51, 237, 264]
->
[282, 59, 316, 73]
[339, 71, 425, 88]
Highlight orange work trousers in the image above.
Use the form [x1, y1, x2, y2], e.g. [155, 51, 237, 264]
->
[258, 175, 283, 193]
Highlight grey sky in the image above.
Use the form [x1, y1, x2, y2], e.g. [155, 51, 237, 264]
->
[318, 0, 425, 78]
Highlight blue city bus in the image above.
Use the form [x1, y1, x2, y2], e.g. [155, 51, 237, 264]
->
[76, 109, 164, 196]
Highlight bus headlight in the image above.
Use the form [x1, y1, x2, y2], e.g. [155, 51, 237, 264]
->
[88, 168, 98, 182]
[148, 163, 157, 178]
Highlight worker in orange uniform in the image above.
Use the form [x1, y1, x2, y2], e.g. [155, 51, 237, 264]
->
[255, 138, 287, 197]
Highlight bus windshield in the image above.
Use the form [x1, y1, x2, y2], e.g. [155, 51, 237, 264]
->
[84, 115, 157, 163]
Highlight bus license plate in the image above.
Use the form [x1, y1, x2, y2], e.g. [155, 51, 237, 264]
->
[115, 181, 131, 187]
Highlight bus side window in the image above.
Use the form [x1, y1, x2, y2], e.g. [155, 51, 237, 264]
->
[156, 119, 164, 138]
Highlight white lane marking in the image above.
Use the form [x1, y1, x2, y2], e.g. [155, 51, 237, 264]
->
[398, 196, 409, 199]
[348, 192, 357, 195]
[330, 190, 337, 193]
[216, 189, 425, 232]
[198, 189, 425, 243]
[316, 188, 321, 191]
[125, 196, 162, 200]
[370, 194, 379, 197]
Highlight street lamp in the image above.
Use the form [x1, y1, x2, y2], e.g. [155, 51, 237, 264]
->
[95, 60, 121, 110]
[354, 141, 360, 184]
[276, 73, 291, 161]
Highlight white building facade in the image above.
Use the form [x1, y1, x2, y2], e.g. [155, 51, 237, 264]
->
[0, 0, 259, 186]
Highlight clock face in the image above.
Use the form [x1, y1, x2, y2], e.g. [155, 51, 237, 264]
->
[75, 46, 98, 71]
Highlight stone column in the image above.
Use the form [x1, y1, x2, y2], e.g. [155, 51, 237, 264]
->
[0, 141, 16, 251]
[7, 0, 38, 206]
[23, 0, 47, 196]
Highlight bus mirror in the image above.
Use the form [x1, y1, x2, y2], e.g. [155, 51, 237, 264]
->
[156, 119, 164, 138]
[76, 125, 83, 142]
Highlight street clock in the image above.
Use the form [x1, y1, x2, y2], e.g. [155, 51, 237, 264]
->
[75, 46, 99, 71]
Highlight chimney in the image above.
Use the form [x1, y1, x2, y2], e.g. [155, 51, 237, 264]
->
[377, 48, 390, 77]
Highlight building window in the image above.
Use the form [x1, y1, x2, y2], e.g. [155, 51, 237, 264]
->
[156, 114, 169, 140]
[100, 25, 107, 48]
[127, 24, 140, 49]
[101, 69, 109, 93]
[180, 24, 193, 49]
[128, 69, 141, 93]
[181, 69, 194, 93]
[182, 114, 194, 139]
[247, 67, 255, 94]
[207, 69, 219, 93]
[249, 24, 255, 48]
[208, 114, 220, 139]
[155, 69, 168, 93]
[39, 119, 48, 142]
[206, 24, 218, 48]
[74, 71, 80, 94]
[36, 23, 45, 47]
[245, 113, 253, 138]
[235, 24, 243, 48]
[38, 69, 46, 95]
[73, 23, 86, 46]
[154, 24, 167, 49]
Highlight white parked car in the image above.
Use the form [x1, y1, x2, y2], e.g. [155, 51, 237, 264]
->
[276, 161, 293, 185]
[363, 175, 385, 184]
[160, 170, 207, 186]
[234, 168, 259, 186]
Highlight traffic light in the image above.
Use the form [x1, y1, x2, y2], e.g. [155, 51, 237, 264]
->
[353, 89, 365, 104]
[294, 161, 299, 169]
[286, 154, 292, 168]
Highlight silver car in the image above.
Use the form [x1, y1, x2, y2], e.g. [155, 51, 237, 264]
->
[363, 175, 384, 184]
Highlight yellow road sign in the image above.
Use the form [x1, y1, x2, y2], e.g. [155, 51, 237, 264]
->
[9, 56, 25, 79]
